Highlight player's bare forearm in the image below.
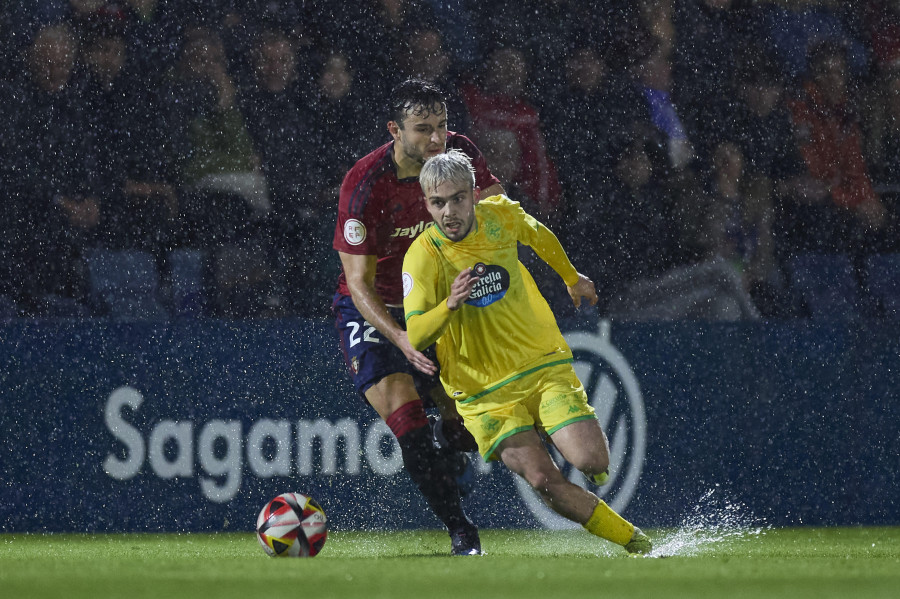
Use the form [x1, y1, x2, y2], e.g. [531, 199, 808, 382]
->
[339, 253, 403, 344]
[346, 278, 437, 374]
[566, 273, 599, 309]
[346, 279, 404, 344]
[339, 251, 437, 375]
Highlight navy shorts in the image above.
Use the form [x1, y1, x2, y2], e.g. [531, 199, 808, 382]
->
[333, 293, 442, 401]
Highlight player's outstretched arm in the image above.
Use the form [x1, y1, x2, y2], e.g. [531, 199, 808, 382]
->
[516, 210, 596, 309]
[523, 218, 582, 286]
[566, 273, 599, 309]
[339, 251, 437, 375]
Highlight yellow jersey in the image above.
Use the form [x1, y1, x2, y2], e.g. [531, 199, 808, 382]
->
[402, 195, 580, 403]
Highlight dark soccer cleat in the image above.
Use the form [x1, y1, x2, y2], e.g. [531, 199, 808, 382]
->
[450, 524, 483, 556]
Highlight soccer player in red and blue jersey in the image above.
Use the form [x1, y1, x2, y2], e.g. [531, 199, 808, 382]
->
[332, 79, 503, 555]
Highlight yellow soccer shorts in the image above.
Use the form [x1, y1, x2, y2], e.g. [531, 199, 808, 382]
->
[455, 362, 596, 461]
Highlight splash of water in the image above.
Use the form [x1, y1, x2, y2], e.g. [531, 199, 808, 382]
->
[648, 487, 769, 557]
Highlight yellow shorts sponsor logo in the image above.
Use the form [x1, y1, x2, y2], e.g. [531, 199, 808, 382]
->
[543, 392, 568, 409]
[480, 414, 501, 433]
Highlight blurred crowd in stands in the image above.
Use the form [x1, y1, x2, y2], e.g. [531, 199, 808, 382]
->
[1, 0, 900, 321]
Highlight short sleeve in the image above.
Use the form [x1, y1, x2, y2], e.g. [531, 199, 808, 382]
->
[448, 132, 501, 193]
[333, 167, 380, 255]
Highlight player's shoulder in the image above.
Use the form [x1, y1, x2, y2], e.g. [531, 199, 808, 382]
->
[476, 195, 526, 230]
[446, 131, 480, 154]
[478, 194, 518, 212]
[340, 141, 397, 213]
[406, 225, 439, 260]
[343, 141, 395, 185]
[447, 132, 500, 187]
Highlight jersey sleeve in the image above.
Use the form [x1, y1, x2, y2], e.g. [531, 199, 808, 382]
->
[402, 239, 453, 350]
[333, 164, 381, 255]
[496, 196, 580, 286]
[449, 132, 501, 192]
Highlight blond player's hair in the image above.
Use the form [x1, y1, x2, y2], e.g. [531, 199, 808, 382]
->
[419, 149, 476, 197]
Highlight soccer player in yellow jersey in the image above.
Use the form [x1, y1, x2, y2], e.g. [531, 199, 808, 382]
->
[402, 149, 652, 555]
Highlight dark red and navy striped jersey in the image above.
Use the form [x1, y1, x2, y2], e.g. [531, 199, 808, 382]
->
[333, 132, 500, 305]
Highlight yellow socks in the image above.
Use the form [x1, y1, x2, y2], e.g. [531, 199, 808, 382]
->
[583, 500, 635, 546]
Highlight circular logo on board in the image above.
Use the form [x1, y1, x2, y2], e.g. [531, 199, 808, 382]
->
[343, 219, 366, 246]
[513, 320, 647, 528]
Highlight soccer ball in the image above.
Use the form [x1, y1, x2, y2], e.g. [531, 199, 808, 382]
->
[256, 492, 328, 557]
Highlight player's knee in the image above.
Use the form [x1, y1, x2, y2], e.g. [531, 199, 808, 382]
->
[568, 451, 609, 478]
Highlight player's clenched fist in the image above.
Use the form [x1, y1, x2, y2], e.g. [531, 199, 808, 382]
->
[567, 273, 599, 309]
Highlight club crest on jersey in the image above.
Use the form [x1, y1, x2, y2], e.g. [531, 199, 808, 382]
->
[344, 219, 366, 245]
[465, 263, 509, 307]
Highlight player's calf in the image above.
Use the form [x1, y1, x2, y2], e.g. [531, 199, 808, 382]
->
[388, 402, 478, 554]
[431, 413, 478, 452]
[583, 500, 653, 556]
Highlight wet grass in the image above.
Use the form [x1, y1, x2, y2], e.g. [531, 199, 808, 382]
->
[1, 527, 898, 598]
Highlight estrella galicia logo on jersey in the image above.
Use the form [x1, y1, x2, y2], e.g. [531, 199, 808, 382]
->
[465, 263, 509, 307]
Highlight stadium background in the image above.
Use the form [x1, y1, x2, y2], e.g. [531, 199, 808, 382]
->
[1, 2, 900, 532]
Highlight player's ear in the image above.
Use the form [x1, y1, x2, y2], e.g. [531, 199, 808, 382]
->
[387, 120, 400, 141]
[473, 187, 481, 204]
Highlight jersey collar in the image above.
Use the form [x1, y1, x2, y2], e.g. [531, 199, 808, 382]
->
[388, 142, 422, 183]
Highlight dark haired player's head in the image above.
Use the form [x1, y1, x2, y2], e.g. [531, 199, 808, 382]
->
[388, 78, 450, 169]
[390, 78, 447, 128]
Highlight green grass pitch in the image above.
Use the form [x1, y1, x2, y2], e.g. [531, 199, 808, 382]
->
[1, 527, 898, 599]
